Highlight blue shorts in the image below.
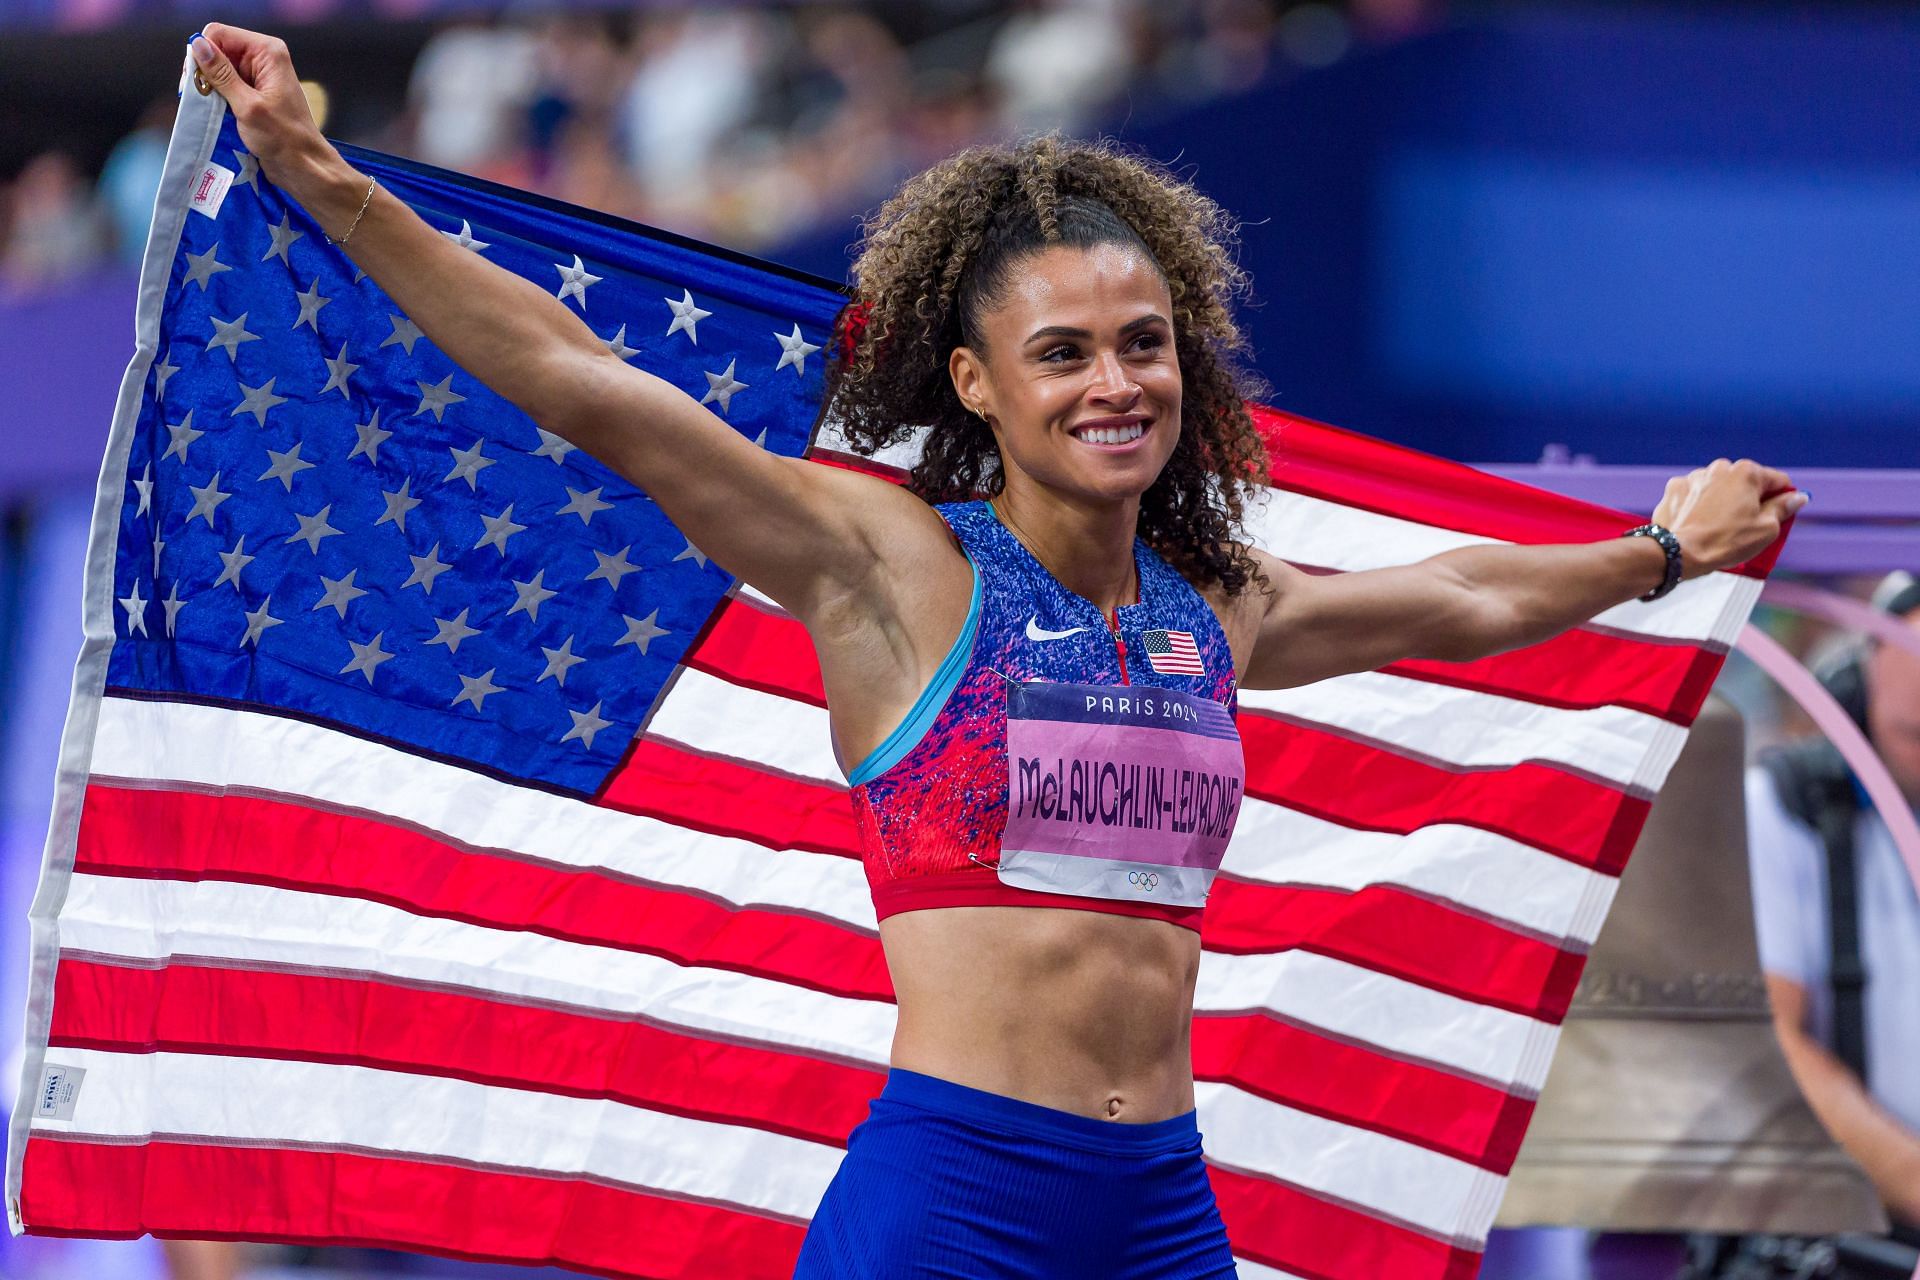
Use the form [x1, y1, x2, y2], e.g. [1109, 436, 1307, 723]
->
[792, 1067, 1239, 1279]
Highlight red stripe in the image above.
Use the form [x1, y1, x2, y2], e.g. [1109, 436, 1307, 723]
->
[48, 951, 1530, 1174]
[1208, 1160, 1483, 1280]
[687, 595, 1712, 734]
[48, 957, 882, 1148]
[22, 1136, 806, 1280]
[1203, 881, 1584, 1022]
[1251, 404, 1782, 578]
[1190, 1013, 1534, 1174]
[76, 784, 894, 1003]
[1236, 713, 1647, 875]
[598, 737, 860, 857]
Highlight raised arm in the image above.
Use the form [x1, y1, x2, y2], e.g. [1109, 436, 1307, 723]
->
[1240, 457, 1810, 690]
[187, 25, 926, 624]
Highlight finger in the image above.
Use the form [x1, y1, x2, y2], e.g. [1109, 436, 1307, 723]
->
[1750, 463, 1793, 494]
[188, 29, 261, 112]
[1766, 489, 1811, 519]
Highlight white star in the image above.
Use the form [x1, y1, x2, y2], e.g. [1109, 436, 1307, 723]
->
[556, 486, 612, 524]
[161, 581, 186, 637]
[182, 242, 231, 290]
[699, 357, 749, 415]
[348, 408, 391, 466]
[664, 288, 711, 343]
[262, 213, 304, 266]
[381, 313, 424, 354]
[443, 438, 494, 489]
[451, 667, 505, 713]
[185, 473, 231, 528]
[313, 569, 368, 619]
[292, 277, 330, 331]
[603, 324, 640, 361]
[213, 536, 254, 590]
[152, 350, 180, 400]
[258, 440, 314, 490]
[240, 595, 284, 647]
[207, 312, 261, 361]
[162, 410, 203, 463]
[531, 428, 575, 464]
[427, 607, 480, 653]
[560, 700, 612, 751]
[321, 342, 360, 400]
[615, 608, 670, 656]
[508, 569, 558, 623]
[118, 580, 149, 637]
[287, 503, 344, 554]
[404, 544, 454, 594]
[416, 374, 466, 421]
[232, 377, 288, 427]
[538, 635, 586, 686]
[474, 504, 527, 555]
[341, 631, 395, 684]
[377, 476, 421, 532]
[673, 538, 708, 569]
[751, 426, 768, 448]
[131, 463, 153, 517]
[773, 323, 822, 376]
[442, 220, 491, 253]
[554, 254, 602, 308]
[585, 544, 639, 591]
[151, 532, 164, 577]
[234, 150, 261, 192]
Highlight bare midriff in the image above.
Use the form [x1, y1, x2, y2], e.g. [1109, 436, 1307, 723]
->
[878, 903, 1202, 1124]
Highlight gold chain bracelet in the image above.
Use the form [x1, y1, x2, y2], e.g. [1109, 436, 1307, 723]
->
[326, 177, 377, 247]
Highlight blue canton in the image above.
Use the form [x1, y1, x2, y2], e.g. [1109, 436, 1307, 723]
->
[111, 115, 847, 795]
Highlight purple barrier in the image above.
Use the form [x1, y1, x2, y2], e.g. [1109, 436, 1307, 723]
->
[0, 271, 133, 501]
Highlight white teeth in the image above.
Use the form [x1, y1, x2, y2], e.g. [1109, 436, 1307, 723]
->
[1078, 422, 1145, 445]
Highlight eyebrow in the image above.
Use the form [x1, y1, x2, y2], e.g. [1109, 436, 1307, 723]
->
[1022, 314, 1169, 345]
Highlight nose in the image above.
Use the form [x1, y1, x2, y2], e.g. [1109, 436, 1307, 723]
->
[1087, 348, 1140, 406]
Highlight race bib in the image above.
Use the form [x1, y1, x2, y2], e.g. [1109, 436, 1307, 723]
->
[999, 680, 1245, 907]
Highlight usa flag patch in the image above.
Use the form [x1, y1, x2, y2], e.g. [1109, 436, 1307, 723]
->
[1140, 628, 1204, 675]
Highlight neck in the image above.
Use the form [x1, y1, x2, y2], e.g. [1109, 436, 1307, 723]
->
[990, 474, 1140, 614]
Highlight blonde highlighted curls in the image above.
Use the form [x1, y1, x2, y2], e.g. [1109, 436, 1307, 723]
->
[816, 130, 1273, 595]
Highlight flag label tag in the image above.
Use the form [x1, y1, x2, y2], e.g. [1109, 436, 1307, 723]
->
[189, 161, 236, 219]
[34, 1063, 85, 1121]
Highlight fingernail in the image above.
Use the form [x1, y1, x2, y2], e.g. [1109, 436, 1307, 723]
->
[189, 33, 214, 64]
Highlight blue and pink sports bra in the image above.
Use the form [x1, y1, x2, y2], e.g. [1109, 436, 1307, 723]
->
[845, 499, 1246, 933]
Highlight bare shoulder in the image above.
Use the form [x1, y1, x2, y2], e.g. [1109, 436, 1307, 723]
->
[789, 460, 971, 632]
[1198, 542, 1299, 672]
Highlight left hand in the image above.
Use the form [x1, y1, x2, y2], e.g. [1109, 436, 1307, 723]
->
[1652, 457, 1809, 579]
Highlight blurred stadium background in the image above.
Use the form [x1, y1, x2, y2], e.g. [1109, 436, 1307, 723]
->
[0, 1, 1914, 1277]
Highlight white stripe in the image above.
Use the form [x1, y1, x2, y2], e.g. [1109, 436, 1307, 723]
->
[663, 662, 1663, 796]
[1232, 1262, 1312, 1280]
[1239, 667, 1682, 793]
[1194, 947, 1559, 1094]
[61, 874, 1558, 1092]
[1241, 488, 1751, 646]
[1196, 1081, 1507, 1246]
[31, 1047, 841, 1223]
[1225, 804, 1617, 946]
[89, 697, 878, 932]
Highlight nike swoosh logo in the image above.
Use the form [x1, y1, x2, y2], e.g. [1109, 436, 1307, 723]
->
[1026, 614, 1088, 642]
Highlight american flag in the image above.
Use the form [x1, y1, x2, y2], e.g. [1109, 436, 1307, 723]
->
[7, 83, 1781, 1280]
[1141, 627, 1205, 675]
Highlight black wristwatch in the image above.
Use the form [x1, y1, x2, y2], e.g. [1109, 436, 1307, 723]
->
[1622, 522, 1684, 601]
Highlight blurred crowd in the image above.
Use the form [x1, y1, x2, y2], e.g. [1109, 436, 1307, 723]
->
[0, 0, 1439, 294]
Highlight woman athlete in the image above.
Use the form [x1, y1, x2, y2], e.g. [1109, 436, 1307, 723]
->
[191, 24, 1809, 1278]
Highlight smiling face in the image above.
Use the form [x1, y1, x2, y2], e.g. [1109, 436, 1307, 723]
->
[947, 241, 1182, 508]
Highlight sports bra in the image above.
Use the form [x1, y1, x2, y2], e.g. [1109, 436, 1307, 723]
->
[844, 499, 1245, 933]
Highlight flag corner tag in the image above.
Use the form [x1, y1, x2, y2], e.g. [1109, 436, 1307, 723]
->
[32, 1063, 85, 1122]
[189, 160, 237, 219]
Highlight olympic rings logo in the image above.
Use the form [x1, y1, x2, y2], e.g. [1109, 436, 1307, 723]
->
[1127, 870, 1159, 892]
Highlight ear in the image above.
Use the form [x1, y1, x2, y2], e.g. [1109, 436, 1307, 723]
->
[948, 344, 989, 418]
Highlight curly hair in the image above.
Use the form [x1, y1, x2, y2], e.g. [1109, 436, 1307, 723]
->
[817, 130, 1273, 595]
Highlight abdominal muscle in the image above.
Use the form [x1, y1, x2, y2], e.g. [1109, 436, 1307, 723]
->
[878, 902, 1203, 1123]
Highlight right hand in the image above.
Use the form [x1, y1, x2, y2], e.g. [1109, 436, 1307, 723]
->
[188, 24, 331, 184]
